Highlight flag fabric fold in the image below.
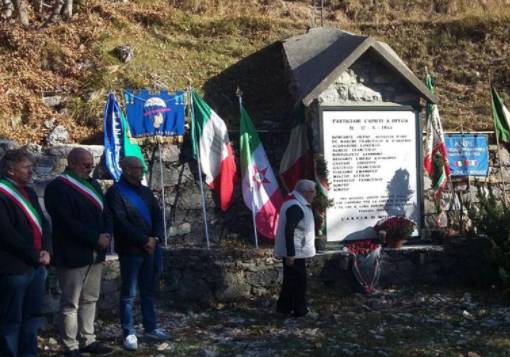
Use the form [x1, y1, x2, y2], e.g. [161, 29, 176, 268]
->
[103, 93, 146, 181]
[492, 86, 510, 144]
[240, 103, 284, 240]
[190, 91, 237, 212]
[423, 73, 450, 199]
[314, 157, 330, 236]
[279, 105, 314, 192]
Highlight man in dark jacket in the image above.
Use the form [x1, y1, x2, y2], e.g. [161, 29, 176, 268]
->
[104, 156, 168, 351]
[0, 148, 51, 357]
[44, 148, 113, 357]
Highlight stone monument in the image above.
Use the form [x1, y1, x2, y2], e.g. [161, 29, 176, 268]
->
[281, 28, 437, 242]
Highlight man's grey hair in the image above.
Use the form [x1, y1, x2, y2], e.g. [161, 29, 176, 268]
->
[0, 148, 34, 177]
[294, 179, 316, 193]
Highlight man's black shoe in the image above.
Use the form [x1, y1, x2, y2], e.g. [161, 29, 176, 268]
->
[64, 350, 83, 357]
[293, 309, 308, 318]
[79, 342, 114, 355]
[275, 309, 291, 319]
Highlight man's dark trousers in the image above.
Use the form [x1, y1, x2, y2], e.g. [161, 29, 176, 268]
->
[277, 258, 307, 316]
[0, 266, 47, 357]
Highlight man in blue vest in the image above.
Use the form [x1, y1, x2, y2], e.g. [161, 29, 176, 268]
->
[45, 148, 113, 357]
[0, 148, 51, 356]
[104, 156, 168, 351]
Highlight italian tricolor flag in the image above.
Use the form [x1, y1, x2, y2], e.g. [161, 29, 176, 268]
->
[423, 73, 450, 200]
[240, 103, 284, 240]
[191, 91, 237, 211]
[492, 86, 510, 144]
[279, 105, 314, 192]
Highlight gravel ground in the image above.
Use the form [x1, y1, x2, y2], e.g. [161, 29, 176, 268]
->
[40, 285, 510, 357]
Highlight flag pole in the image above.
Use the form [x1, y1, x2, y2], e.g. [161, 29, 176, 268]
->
[188, 84, 211, 249]
[250, 186, 259, 249]
[459, 115, 465, 235]
[157, 142, 168, 247]
[149, 81, 169, 246]
[490, 73, 508, 207]
[237, 87, 259, 249]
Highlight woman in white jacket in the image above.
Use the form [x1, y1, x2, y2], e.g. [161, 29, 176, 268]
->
[274, 179, 316, 317]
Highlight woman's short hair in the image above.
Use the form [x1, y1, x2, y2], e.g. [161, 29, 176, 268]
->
[294, 179, 316, 193]
[0, 149, 34, 177]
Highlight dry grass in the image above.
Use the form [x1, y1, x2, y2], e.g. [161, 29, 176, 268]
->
[327, 0, 510, 23]
[0, 0, 509, 143]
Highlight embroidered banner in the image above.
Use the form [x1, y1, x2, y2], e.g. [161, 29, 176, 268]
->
[124, 89, 185, 143]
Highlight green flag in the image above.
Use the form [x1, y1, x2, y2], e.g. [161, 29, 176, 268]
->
[492, 87, 510, 143]
[104, 93, 147, 181]
[121, 112, 147, 173]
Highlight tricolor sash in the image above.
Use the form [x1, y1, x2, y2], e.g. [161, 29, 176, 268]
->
[0, 178, 43, 247]
[58, 172, 103, 211]
[115, 180, 152, 229]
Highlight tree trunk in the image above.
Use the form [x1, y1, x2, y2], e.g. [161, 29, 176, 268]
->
[12, 0, 29, 27]
[48, 0, 64, 23]
[62, 0, 72, 19]
[31, 0, 43, 16]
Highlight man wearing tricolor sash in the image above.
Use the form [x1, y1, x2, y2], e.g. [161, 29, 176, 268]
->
[0, 149, 51, 357]
[274, 179, 316, 318]
[44, 148, 113, 357]
[104, 157, 168, 351]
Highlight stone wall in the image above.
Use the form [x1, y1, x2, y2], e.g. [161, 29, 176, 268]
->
[159, 239, 495, 305]
[41, 259, 120, 324]
[309, 52, 422, 154]
[21, 241, 502, 324]
[425, 143, 510, 233]
[0, 139, 232, 245]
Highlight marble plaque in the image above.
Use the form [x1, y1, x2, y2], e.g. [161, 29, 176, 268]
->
[321, 109, 421, 241]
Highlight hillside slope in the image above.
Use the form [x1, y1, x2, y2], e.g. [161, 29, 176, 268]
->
[0, 0, 509, 144]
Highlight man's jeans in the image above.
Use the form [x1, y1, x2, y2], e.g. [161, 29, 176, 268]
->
[119, 254, 157, 337]
[0, 266, 47, 357]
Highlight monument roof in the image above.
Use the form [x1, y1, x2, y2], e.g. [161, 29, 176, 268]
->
[282, 27, 438, 105]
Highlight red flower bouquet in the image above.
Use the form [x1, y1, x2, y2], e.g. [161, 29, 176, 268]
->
[345, 240, 379, 255]
[374, 216, 415, 248]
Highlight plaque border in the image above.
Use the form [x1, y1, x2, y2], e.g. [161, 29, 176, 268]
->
[319, 105, 424, 242]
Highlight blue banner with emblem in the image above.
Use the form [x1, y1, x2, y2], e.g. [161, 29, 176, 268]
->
[124, 89, 186, 142]
[445, 134, 489, 177]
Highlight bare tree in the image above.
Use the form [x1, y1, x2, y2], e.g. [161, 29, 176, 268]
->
[48, 0, 72, 23]
[2, 0, 29, 26]
[12, 0, 29, 26]
[1, 0, 74, 25]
